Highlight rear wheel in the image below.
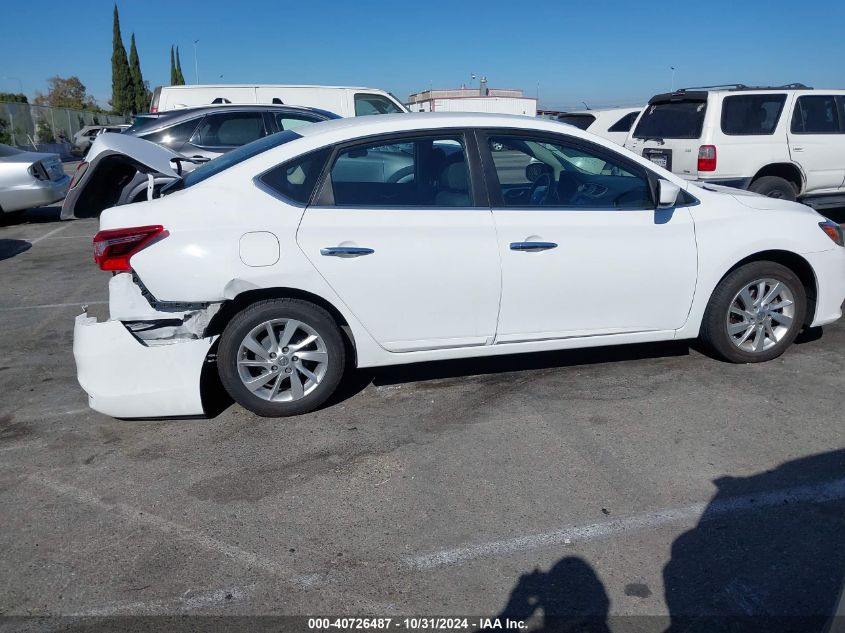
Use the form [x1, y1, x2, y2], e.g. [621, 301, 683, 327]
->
[700, 261, 806, 363]
[748, 176, 797, 201]
[217, 299, 345, 417]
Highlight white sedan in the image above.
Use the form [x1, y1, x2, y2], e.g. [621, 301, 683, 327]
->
[74, 113, 845, 418]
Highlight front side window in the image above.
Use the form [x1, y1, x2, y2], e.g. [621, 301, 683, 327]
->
[141, 118, 201, 146]
[791, 95, 843, 134]
[634, 100, 707, 139]
[607, 111, 639, 133]
[191, 112, 267, 147]
[329, 134, 472, 207]
[486, 134, 652, 210]
[259, 147, 331, 205]
[354, 93, 403, 116]
[721, 94, 786, 135]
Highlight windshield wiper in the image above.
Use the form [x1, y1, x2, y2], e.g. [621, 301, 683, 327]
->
[635, 135, 665, 145]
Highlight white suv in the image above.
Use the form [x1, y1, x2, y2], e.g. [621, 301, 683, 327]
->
[624, 84, 845, 209]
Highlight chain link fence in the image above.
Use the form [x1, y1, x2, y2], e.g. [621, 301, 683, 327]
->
[0, 102, 129, 158]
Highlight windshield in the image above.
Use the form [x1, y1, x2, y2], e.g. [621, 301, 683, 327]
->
[558, 114, 596, 130]
[162, 129, 303, 194]
[124, 114, 163, 135]
[634, 100, 707, 139]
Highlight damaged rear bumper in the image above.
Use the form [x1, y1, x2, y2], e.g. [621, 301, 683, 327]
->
[73, 312, 217, 418]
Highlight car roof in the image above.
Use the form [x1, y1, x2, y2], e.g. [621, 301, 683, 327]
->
[159, 84, 389, 91]
[560, 107, 642, 115]
[295, 112, 587, 141]
[140, 103, 338, 118]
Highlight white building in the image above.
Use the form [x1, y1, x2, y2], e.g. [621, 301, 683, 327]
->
[406, 80, 536, 117]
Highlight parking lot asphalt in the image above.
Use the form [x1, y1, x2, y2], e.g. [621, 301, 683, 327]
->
[1, 206, 844, 629]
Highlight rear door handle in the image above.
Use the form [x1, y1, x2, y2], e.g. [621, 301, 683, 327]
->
[320, 246, 375, 257]
[510, 241, 558, 252]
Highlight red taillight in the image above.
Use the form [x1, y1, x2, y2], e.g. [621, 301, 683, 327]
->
[698, 145, 717, 172]
[93, 225, 166, 272]
[150, 106, 158, 113]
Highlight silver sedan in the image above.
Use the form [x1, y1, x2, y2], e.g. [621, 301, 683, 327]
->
[0, 144, 70, 216]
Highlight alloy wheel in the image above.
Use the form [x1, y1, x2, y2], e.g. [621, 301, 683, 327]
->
[726, 278, 795, 353]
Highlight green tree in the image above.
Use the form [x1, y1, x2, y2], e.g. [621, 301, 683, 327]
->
[33, 76, 98, 110]
[35, 119, 54, 144]
[0, 93, 28, 103]
[128, 33, 149, 113]
[175, 46, 186, 85]
[0, 118, 11, 144]
[170, 46, 178, 85]
[111, 4, 134, 114]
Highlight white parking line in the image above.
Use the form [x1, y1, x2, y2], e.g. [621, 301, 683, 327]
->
[29, 474, 289, 577]
[28, 223, 72, 244]
[0, 301, 107, 312]
[404, 476, 845, 570]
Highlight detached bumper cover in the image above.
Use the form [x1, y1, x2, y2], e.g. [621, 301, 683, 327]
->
[73, 313, 216, 418]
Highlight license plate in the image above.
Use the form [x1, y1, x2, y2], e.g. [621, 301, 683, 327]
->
[643, 149, 671, 170]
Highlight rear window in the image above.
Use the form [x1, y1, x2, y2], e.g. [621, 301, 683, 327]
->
[162, 130, 303, 195]
[721, 94, 786, 135]
[634, 100, 706, 139]
[558, 114, 595, 130]
[124, 115, 162, 135]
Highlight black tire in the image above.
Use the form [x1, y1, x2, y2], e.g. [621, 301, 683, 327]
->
[217, 298, 346, 417]
[699, 261, 806, 363]
[748, 176, 797, 201]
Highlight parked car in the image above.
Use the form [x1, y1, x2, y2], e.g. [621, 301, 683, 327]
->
[624, 84, 845, 209]
[558, 107, 642, 145]
[74, 112, 845, 419]
[73, 124, 130, 152]
[150, 84, 407, 117]
[61, 104, 339, 219]
[0, 143, 69, 218]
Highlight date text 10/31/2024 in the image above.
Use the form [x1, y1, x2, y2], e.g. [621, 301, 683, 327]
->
[307, 617, 528, 630]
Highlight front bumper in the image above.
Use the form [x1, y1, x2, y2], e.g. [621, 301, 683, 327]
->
[2, 175, 70, 212]
[804, 248, 845, 327]
[73, 313, 216, 418]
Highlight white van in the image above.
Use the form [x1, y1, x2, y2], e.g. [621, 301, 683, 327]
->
[149, 85, 407, 118]
[624, 84, 845, 208]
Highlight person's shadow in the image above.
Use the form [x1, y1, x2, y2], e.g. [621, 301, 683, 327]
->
[493, 449, 845, 632]
[495, 557, 611, 632]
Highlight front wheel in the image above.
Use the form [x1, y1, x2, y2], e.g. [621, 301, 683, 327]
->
[699, 261, 806, 363]
[217, 299, 346, 417]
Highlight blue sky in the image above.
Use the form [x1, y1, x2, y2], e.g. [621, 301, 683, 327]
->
[2, 0, 843, 110]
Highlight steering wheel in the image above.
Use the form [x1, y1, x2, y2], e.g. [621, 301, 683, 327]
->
[529, 172, 553, 205]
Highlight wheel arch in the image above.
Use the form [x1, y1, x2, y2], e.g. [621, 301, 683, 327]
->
[206, 286, 358, 365]
[716, 250, 817, 326]
[750, 163, 805, 195]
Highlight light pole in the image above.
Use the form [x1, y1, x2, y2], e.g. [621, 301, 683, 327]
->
[671, 66, 676, 91]
[193, 40, 200, 84]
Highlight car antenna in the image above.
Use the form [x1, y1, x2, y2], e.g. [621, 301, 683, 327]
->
[582, 101, 591, 110]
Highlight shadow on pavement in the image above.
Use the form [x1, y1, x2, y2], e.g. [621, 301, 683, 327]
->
[493, 450, 845, 632]
[0, 239, 32, 261]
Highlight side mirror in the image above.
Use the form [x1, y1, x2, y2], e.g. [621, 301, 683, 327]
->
[657, 179, 681, 208]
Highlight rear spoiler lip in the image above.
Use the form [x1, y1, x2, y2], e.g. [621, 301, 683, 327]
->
[648, 90, 709, 105]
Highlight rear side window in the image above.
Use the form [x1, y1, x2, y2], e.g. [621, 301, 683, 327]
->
[273, 113, 320, 132]
[721, 94, 786, 135]
[558, 114, 595, 130]
[607, 111, 639, 133]
[141, 118, 201, 146]
[634, 100, 707, 139]
[329, 134, 473, 207]
[354, 93, 403, 116]
[791, 95, 843, 134]
[191, 112, 267, 147]
[259, 147, 331, 205]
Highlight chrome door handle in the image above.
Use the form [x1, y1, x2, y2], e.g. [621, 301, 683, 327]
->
[320, 246, 375, 257]
[792, 146, 804, 152]
[510, 241, 558, 252]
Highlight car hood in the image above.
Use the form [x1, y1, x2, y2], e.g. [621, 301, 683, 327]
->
[85, 133, 183, 178]
[696, 182, 819, 215]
